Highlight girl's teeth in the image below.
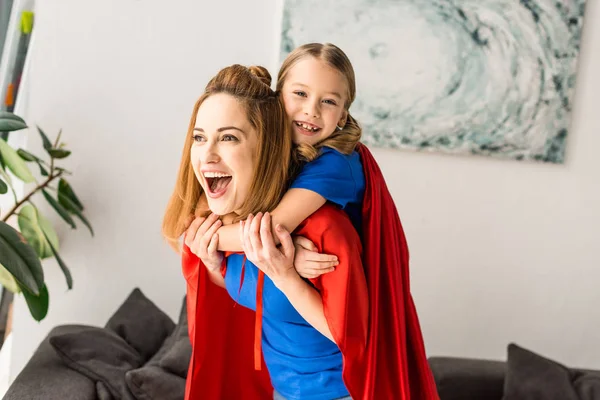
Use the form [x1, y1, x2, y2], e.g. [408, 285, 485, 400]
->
[297, 122, 318, 132]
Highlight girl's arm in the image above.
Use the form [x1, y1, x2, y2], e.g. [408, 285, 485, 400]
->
[217, 188, 326, 251]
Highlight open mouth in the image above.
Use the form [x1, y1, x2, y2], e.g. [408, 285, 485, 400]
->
[203, 172, 232, 197]
[294, 121, 321, 135]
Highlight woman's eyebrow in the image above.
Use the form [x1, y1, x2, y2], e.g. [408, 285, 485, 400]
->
[193, 126, 246, 135]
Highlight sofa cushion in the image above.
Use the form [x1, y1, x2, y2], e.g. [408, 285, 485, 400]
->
[502, 343, 579, 400]
[4, 325, 99, 400]
[96, 381, 114, 400]
[106, 288, 175, 362]
[50, 326, 142, 400]
[125, 365, 186, 400]
[158, 298, 191, 378]
[429, 356, 505, 400]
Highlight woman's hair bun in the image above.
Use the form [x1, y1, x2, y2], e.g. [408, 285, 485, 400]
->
[248, 65, 272, 86]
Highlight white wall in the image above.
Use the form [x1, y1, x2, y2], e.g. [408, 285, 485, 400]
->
[9, 0, 600, 381]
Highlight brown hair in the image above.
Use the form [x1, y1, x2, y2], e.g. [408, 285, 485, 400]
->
[277, 42, 362, 162]
[162, 65, 293, 251]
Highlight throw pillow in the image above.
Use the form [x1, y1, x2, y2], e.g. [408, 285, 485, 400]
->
[126, 365, 186, 400]
[106, 288, 175, 362]
[159, 297, 191, 378]
[159, 338, 191, 379]
[50, 326, 142, 400]
[502, 343, 579, 400]
[573, 371, 600, 400]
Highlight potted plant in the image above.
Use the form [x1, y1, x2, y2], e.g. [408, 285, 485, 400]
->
[0, 111, 93, 321]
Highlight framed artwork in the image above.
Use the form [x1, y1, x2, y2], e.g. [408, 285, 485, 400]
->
[281, 0, 588, 163]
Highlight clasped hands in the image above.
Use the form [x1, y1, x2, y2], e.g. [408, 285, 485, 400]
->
[184, 212, 339, 283]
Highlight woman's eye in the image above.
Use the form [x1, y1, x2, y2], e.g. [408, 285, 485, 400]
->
[192, 134, 205, 142]
[294, 91, 307, 97]
[323, 99, 337, 106]
[222, 134, 238, 142]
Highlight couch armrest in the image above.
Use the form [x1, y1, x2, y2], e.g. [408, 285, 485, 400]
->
[4, 325, 97, 400]
[429, 356, 506, 400]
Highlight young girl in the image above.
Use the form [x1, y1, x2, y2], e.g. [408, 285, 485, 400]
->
[180, 44, 439, 399]
[211, 43, 365, 279]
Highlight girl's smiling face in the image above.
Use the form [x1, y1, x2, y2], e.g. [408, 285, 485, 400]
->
[281, 56, 349, 146]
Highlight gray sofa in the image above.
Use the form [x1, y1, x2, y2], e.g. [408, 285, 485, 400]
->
[6, 289, 600, 400]
[429, 347, 600, 400]
[4, 289, 191, 400]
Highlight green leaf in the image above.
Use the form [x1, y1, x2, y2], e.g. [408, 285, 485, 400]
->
[0, 112, 27, 132]
[0, 166, 12, 186]
[20, 283, 49, 321]
[0, 177, 7, 194]
[0, 112, 26, 123]
[42, 189, 76, 228]
[59, 193, 93, 236]
[42, 230, 72, 289]
[0, 139, 35, 183]
[17, 148, 39, 162]
[0, 263, 21, 293]
[58, 179, 83, 211]
[0, 221, 44, 295]
[38, 162, 48, 176]
[37, 126, 52, 151]
[0, 148, 5, 170]
[48, 148, 71, 159]
[54, 129, 62, 148]
[18, 204, 59, 259]
[55, 167, 72, 175]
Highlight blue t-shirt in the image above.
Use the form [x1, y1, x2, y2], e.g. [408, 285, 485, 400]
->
[224, 254, 349, 400]
[291, 147, 365, 231]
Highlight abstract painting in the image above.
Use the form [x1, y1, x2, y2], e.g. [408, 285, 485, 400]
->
[280, 0, 588, 163]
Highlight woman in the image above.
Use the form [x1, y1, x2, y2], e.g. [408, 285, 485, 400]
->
[163, 64, 368, 400]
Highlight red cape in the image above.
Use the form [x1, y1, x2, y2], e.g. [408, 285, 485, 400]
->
[356, 143, 439, 399]
[182, 144, 438, 399]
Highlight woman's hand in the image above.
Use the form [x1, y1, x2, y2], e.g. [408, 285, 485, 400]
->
[293, 236, 338, 279]
[185, 213, 223, 272]
[240, 212, 298, 288]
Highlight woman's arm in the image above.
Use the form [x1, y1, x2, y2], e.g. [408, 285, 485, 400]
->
[276, 269, 334, 341]
[217, 188, 326, 251]
[241, 212, 334, 341]
[185, 213, 226, 288]
[205, 268, 225, 288]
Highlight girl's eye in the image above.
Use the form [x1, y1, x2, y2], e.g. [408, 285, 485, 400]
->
[294, 91, 307, 97]
[222, 134, 238, 142]
[192, 134, 205, 142]
[323, 99, 337, 106]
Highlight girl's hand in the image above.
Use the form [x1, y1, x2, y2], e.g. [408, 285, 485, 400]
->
[293, 236, 338, 279]
[240, 212, 298, 288]
[184, 213, 223, 272]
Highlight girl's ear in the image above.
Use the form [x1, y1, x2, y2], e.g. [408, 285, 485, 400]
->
[338, 110, 348, 127]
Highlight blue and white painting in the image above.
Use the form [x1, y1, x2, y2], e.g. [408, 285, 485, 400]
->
[280, 0, 587, 163]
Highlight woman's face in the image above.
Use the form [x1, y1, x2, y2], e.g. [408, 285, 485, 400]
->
[191, 93, 258, 216]
[281, 56, 349, 146]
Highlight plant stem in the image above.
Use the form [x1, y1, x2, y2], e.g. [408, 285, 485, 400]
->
[1, 172, 62, 222]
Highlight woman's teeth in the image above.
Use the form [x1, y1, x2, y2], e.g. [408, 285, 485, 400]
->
[295, 122, 319, 132]
[203, 172, 231, 178]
